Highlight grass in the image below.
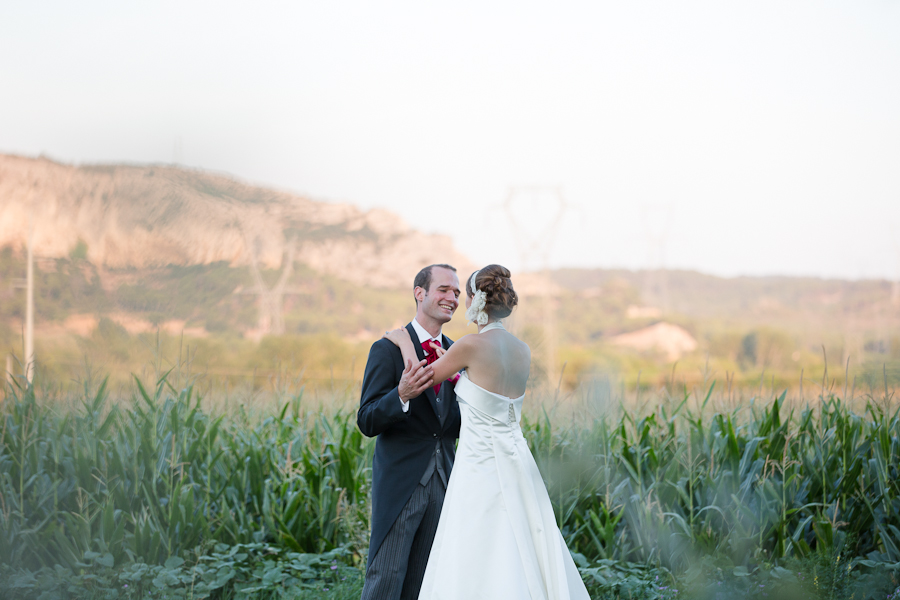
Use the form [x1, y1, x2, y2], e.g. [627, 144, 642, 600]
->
[2, 369, 900, 598]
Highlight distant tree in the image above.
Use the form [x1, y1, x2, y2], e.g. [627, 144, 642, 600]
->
[741, 332, 758, 367]
[69, 238, 88, 261]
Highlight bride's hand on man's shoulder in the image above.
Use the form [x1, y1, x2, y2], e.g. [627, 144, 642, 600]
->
[382, 327, 410, 347]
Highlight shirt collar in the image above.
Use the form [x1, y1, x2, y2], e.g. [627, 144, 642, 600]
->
[411, 318, 441, 345]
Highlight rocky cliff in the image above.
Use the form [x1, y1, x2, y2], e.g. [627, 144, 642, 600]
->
[0, 154, 473, 288]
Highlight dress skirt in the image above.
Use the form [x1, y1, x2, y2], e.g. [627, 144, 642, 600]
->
[417, 374, 590, 600]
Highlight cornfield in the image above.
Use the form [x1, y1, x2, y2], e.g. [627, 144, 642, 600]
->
[1, 373, 899, 598]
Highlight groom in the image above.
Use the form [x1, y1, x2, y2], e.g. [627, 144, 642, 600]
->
[357, 264, 463, 600]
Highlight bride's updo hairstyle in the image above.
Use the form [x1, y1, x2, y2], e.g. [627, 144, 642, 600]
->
[466, 264, 519, 319]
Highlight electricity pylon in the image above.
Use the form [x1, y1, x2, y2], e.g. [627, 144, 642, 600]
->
[244, 234, 298, 336]
[503, 186, 568, 387]
[641, 204, 672, 314]
[173, 136, 183, 164]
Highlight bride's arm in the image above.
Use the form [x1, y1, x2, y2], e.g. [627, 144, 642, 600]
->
[431, 346, 460, 384]
[422, 336, 473, 384]
[383, 328, 419, 368]
[383, 329, 473, 384]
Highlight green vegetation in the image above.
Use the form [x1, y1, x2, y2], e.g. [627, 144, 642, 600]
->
[2, 244, 899, 596]
[2, 249, 899, 394]
[0, 246, 108, 322]
[1, 371, 899, 598]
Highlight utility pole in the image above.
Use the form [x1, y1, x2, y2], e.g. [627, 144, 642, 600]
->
[25, 204, 35, 383]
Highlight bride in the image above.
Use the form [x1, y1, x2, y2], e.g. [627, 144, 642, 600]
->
[383, 264, 590, 600]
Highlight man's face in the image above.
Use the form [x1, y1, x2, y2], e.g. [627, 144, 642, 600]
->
[416, 267, 460, 324]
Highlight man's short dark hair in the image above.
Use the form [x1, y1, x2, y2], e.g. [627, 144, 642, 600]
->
[414, 264, 457, 305]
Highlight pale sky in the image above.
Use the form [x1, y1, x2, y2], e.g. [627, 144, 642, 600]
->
[2, 1, 899, 280]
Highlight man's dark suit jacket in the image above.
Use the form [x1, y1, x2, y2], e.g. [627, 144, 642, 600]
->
[357, 323, 461, 567]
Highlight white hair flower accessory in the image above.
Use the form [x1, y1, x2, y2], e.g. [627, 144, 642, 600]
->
[465, 270, 489, 326]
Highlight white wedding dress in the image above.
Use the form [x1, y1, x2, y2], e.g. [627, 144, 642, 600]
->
[417, 323, 591, 600]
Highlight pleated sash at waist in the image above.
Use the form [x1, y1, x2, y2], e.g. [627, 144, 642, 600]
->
[455, 373, 523, 425]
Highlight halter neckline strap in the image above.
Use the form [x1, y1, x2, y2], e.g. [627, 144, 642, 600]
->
[480, 321, 505, 334]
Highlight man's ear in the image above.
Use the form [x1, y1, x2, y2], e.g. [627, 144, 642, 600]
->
[414, 286, 425, 304]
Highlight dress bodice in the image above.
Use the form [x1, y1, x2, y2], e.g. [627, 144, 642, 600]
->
[417, 322, 590, 600]
[454, 371, 524, 425]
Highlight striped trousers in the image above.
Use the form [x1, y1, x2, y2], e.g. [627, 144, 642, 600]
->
[361, 472, 446, 600]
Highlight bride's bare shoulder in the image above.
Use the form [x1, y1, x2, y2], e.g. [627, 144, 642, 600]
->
[495, 330, 531, 363]
[513, 335, 531, 359]
[451, 332, 479, 350]
[455, 330, 499, 354]
[502, 329, 529, 350]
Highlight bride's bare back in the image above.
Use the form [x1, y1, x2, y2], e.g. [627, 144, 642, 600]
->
[464, 328, 530, 398]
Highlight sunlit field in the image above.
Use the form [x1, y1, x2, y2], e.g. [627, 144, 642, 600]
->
[2, 360, 899, 599]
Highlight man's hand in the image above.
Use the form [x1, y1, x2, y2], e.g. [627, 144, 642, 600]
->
[398, 358, 434, 403]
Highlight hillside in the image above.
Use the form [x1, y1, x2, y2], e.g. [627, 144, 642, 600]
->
[1, 153, 898, 391]
[551, 268, 896, 335]
[0, 154, 473, 288]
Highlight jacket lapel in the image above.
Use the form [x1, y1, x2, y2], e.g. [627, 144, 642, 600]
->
[436, 334, 455, 426]
[405, 323, 440, 420]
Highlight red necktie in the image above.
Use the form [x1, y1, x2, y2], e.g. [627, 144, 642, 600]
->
[422, 340, 441, 396]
